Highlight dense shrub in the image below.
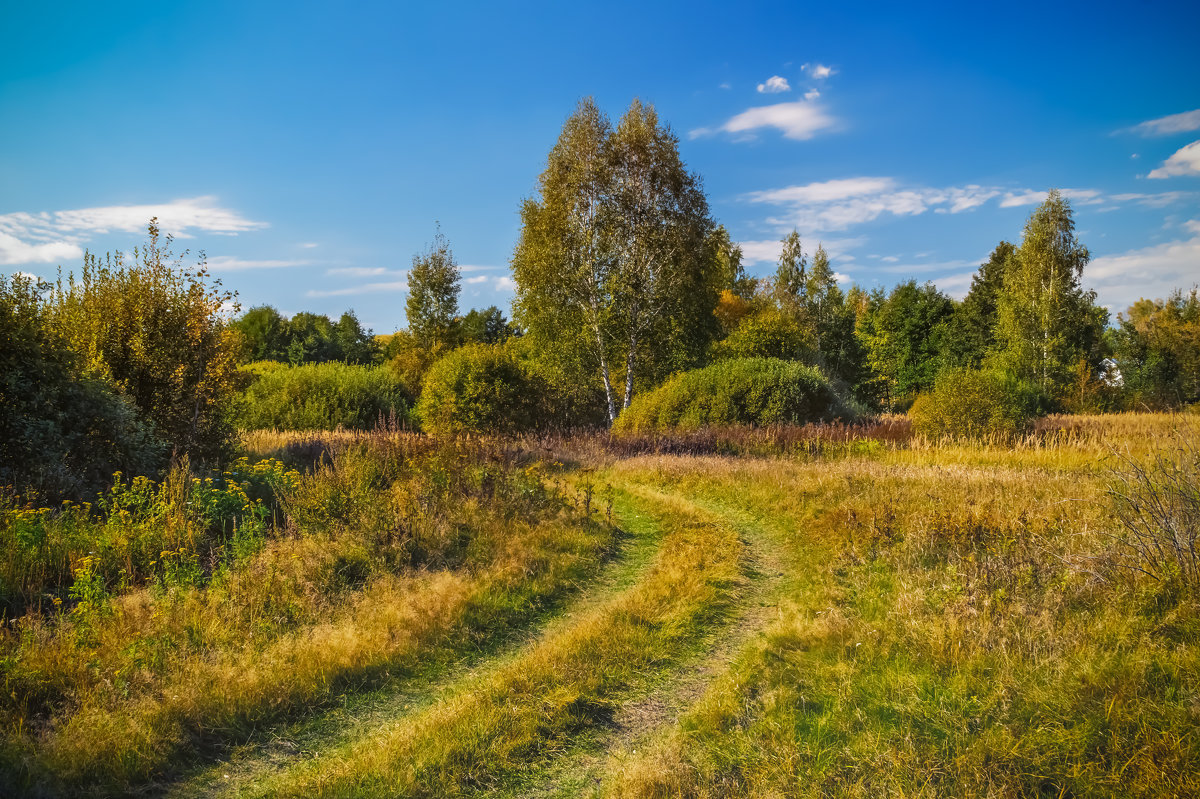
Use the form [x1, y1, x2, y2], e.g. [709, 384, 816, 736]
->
[1, 273, 164, 501]
[45, 220, 241, 462]
[417, 343, 545, 435]
[612, 358, 851, 434]
[710, 306, 813, 362]
[236, 362, 412, 430]
[909, 367, 1041, 440]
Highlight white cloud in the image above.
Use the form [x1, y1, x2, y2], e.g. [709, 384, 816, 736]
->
[326, 266, 395, 277]
[718, 82, 732, 90]
[745, 178, 1006, 231]
[692, 98, 836, 141]
[810, 64, 835, 79]
[494, 276, 517, 292]
[1125, 109, 1200, 137]
[465, 275, 489, 285]
[460, 264, 503, 272]
[0, 231, 82, 265]
[306, 280, 408, 298]
[1087, 224, 1200, 309]
[206, 256, 309, 271]
[744, 178, 1193, 234]
[1148, 140, 1200, 178]
[300, 242, 320, 248]
[757, 75, 791, 94]
[0, 197, 266, 267]
[736, 236, 863, 266]
[880, 255, 899, 263]
[998, 188, 1105, 208]
[933, 271, 979, 300]
[804, 89, 820, 101]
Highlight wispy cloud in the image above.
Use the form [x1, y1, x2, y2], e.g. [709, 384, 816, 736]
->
[0, 196, 266, 266]
[1087, 222, 1200, 309]
[737, 236, 863, 266]
[325, 266, 396, 277]
[804, 63, 835, 79]
[494, 276, 517, 292]
[207, 256, 309, 271]
[744, 178, 1002, 231]
[998, 188, 1105, 208]
[744, 178, 1191, 233]
[1148, 140, 1200, 178]
[0, 231, 82, 265]
[1122, 109, 1200, 137]
[306, 280, 408, 298]
[757, 75, 791, 94]
[300, 242, 320, 249]
[691, 97, 836, 141]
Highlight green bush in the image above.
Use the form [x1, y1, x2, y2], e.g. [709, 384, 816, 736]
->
[1, 273, 164, 501]
[909, 368, 1042, 440]
[711, 306, 813, 362]
[417, 344, 545, 435]
[613, 358, 851, 434]
[235, 362, 412, 430]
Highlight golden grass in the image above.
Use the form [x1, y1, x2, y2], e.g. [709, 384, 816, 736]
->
[1, 437, 614, 794]
[605, 416, 1200, 797]
[261, 489, 744, 798]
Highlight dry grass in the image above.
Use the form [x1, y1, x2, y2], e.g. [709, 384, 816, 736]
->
[605, 414, 1200, 797]
[261, 488, 745, 798]
[0, 435, 614, 795]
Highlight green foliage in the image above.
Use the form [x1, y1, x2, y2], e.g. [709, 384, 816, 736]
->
[417, 343, 546, 435]
[0, 273, 164, 501]
[407, 227, 461, 349]
[458, 305, 519, 345]
[773, 230, 808, 308]
[711, 305, 813, 361]
[0, 457, 297, 613]
[45, 220, 241, 462]
[1113, 289, 1200, 409]
[512, 97, 720, 424]
[995, 190, 1108, 398]
[236, 361, 412, 431]
[944, 241, 1014, 368]
[855, 280, 954, 411]
[909, 368, 1042, 440]
[612, 357, 851, 434]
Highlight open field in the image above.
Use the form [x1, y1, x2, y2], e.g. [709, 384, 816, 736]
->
[2, 412, 1197, 797]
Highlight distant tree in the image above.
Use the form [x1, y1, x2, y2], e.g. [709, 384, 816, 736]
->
[407, 227, 461, 349]
[332, 309, 379, 364]
[232, 305, 289, 362]
[46, 219, 240, 461]
[459, 306, 518, 345]
[286, 312, 338, 365]
[944, 241, 1014, 368]
[709, 225, 755, 299]
[995, 190, 1105, 397]
[512, 97, 719, 424]
[773, 230, 808, 310]
[1113, 289, 1200, 408]
[856, 280, 954, 411]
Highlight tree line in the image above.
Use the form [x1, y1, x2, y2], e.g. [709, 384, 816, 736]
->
[2, 98, 1198, 500]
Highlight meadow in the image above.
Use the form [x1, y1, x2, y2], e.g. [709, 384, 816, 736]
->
[1, 412, 1197, 797]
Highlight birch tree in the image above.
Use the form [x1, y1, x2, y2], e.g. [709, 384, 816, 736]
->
[512, 98, 717, 424]
[995, 190, 1097, 397]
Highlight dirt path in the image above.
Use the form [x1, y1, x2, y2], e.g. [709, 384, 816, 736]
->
[488, 481, 797, 799]
[153, 492, 669, 799]
[157, 475, 793, 799]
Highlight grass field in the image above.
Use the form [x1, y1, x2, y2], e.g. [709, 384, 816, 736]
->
[2, 413, 1197, 796]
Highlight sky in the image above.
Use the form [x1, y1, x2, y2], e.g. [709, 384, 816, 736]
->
[2, 0, 1198, 334]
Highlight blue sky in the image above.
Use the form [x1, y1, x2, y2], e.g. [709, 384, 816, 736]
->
[2, 1, 1198, 334]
